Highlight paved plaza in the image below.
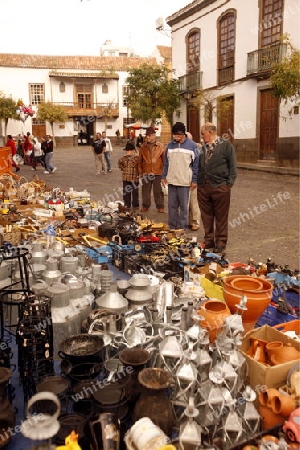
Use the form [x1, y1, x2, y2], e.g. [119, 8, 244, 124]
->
[18, 144, 300, 270]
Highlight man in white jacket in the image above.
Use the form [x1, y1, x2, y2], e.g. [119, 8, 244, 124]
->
[102, 131, 113, 172]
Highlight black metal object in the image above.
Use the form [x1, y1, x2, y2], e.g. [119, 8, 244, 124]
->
[0, 246, 33, 339]
[16, 294, 54, 402]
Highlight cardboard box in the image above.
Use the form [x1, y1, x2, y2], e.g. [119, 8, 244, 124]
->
[240, 325, 300, 393]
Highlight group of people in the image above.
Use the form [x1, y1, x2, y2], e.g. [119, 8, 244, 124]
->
[117, 121, 237, 253]
[92, 131, 113, 175]
[6, 133, 57, 174]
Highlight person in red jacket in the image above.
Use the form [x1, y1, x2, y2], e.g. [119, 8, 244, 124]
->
[6, 135, 20, 172]
[23, 132, 33, 165]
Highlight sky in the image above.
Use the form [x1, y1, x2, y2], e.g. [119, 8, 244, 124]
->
[0, 0, 190, 57]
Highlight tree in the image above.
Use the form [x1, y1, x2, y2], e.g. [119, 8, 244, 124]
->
[190, 91, 233, 122]
[0, 92, 18, 138]
[99, 101, 115, 131]
[36, 101, 67, 146]
[125, 64, 181, 125]
[270, 36, 300, 114]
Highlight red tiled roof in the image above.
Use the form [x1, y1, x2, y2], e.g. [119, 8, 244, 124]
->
[156, 46, 172, 60]
[0, 53, 157, 71]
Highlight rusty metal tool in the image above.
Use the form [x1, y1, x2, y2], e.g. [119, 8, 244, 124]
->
[78, 232, 107, 246]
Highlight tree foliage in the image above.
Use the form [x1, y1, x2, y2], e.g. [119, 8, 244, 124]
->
[36, 101, 67, 146]
[0, 92, 18, 120]
[36, 101, 67, 123]
[125, 64, 181, 125]
[0, 92, 18, 137]
[270, 37, 300, 106]
[191, 91, 233, 122]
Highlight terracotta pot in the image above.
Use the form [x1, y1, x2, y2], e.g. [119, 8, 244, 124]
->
[230, 276, 264, 292]
[222, 275, 273, 329]
[242, 446, 258, 450]
[258, 404, 285, 430]
[198, 299, 231, 342]
[268, 343, 300, 366]
[261, 435, 279, 444]
[265, 341, 284, 364]
[270, 392, 296, 417]
[246, 338, 268, 364]
[258, 388, 280, 407]
[159, 446, 177, 450]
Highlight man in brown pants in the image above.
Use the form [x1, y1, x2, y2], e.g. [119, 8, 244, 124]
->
[197, 122, 237, 253]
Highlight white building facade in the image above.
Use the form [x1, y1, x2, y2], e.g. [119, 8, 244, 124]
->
[167, 0, 300, 167]
[0, 53, 157, 146]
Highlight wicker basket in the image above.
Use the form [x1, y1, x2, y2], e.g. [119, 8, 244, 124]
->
[1, 227, 22, 245]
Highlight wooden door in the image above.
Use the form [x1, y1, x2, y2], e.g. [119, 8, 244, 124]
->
[218, 96, 234, 142]
[188, 106, 200, 143]
[259, 89, 278, 160]
[32, 120, 46, 139]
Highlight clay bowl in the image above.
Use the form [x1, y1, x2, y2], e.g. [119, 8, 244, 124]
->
[230, 276, 264, 292]
[222, 275, 273, 331]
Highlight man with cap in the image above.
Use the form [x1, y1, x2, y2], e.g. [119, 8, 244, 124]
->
[138, 126, 165, 213]
[118, 142, 139, 210]
[161, 122, 199, 230]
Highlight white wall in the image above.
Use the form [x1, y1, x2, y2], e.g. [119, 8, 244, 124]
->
[170, 0, 300, 141]
[0, 66, 128, 139]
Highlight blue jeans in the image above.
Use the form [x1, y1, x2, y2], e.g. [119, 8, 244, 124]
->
[168, 184, 190, 229]
[104, 151, 111, 171]
[45, 152, 54, 171]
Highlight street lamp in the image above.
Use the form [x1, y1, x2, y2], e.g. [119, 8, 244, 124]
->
[183, 90, 192, 131]
[183, 90, 192, 102]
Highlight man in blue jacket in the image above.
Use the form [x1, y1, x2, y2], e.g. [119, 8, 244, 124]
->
[197, 122, 237, 253]
[161, 122, 199, 230]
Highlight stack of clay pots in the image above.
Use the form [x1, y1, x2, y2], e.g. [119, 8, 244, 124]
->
[258, 387, 296, 429]
[247, 338, 300, 366]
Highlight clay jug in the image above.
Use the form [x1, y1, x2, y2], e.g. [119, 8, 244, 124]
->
[258, 404, 285, 430]
[258, 388, 280, 407]
[270, 392, 296, 417]
[198, 299, 231, 342]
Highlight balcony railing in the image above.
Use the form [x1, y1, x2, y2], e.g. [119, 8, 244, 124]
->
[218, 65, 234, 85]
[53, 102, 119, 117]
[179, 71, 202, 93]
[247, 43, 287, 76]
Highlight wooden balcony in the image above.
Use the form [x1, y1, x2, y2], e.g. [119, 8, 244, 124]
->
[247, 43, 287, 78]
[179, 71, 202, 93]
[53, 102, 119, 118]
[218, 65, 234, 85]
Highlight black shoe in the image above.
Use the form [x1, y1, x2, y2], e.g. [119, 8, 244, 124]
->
[213, 246, 226, 253]
[16, 167, 20, 172]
